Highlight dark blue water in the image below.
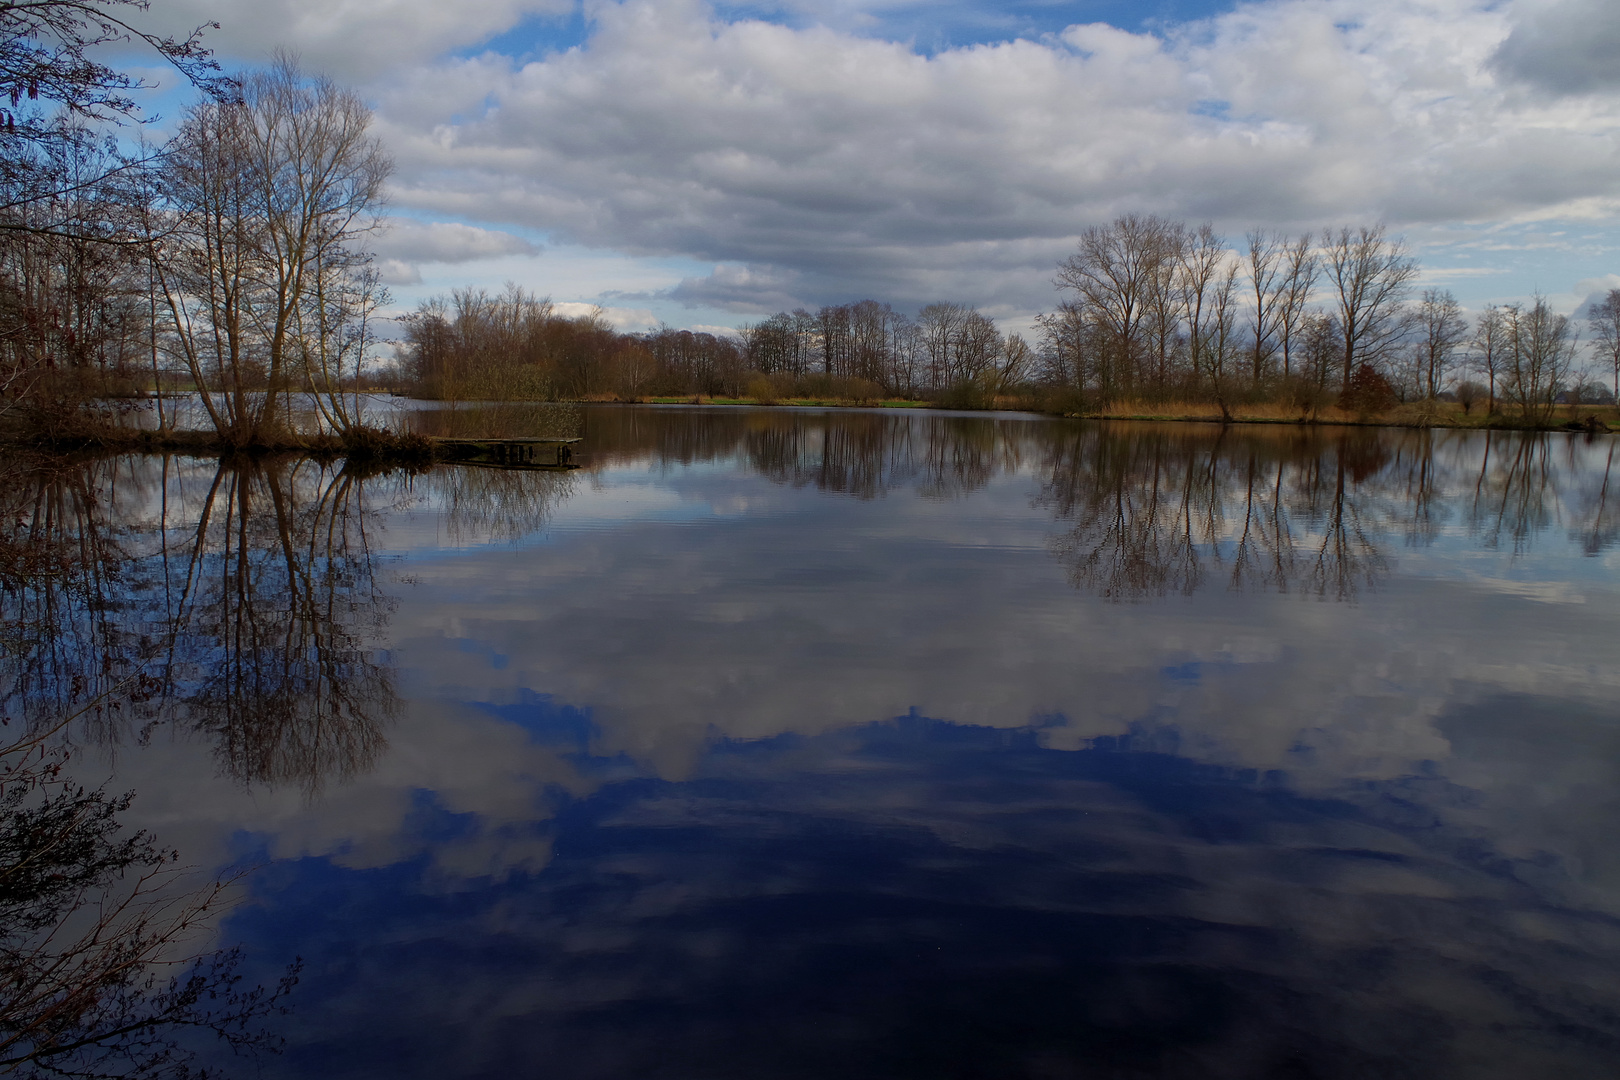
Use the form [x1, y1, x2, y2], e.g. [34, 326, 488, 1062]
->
[7, 410, 1620, 1078]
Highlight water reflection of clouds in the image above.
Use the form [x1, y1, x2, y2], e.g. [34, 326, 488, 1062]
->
[387, 507, 1616, 778]
[12, 415, 1620, 1076]
[235, 719, 1620, 1079]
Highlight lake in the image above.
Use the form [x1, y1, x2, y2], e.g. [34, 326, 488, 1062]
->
[4, 407, 1619, 1078]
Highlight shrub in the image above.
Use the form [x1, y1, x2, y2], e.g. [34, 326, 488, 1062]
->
[745, 374, 779, 405]
[1278, 376, 1334, 419]
[1337, 364, 1398, 417]
[1454, 380, 1486, 415]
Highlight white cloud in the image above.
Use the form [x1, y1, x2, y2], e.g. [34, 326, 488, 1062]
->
[1571, 273, 1620, 317]
[1491, 0, 1620, 95]
[376, 258, 423, 285]
[354, 0, 1620, 313]
[131, 0, 1620, 317]
[368, 218, 541, 285]
[373, 218, 540, 264]
[154, 0, 575, 80]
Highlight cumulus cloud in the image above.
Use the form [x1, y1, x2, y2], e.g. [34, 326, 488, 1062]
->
[373, 218, 540, 263]
[664, 264, 804, 312]
[360, 0, 1620, 313]
[132, 0, 1620, 315]
[153, 0, 575, 80]
[1571, 273, 1620, 318]
[369, 218, 540, 284]
[1491, 0, 1620, 95]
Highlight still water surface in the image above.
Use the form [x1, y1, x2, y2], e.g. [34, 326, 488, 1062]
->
[7, 408, 1620, 1078]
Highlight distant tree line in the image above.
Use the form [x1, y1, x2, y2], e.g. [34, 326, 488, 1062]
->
[399, 216, 1616, 421]
[400, 290, 1034, 406]
[1035, 215, 1610, 423]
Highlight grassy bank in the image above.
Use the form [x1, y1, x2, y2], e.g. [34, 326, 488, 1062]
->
[595, 393, 1618, 432]
[634, 395, 930, 409]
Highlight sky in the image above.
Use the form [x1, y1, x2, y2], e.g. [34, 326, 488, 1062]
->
[129, 0, 1620, 333]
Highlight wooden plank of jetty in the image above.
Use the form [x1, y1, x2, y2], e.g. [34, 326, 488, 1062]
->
[428, 437, 582, 468]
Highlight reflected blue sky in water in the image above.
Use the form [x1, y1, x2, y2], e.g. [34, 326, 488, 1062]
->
[64, 411, 1620, 1076]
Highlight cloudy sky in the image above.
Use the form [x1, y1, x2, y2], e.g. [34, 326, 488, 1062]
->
[138, 0, 1620, 331]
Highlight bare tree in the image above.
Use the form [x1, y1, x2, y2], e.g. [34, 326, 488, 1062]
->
[1056, 214, 1181, 399]
[1470, 305, 1509, 415]
[988, 333, 1033, 397]
[1453, 380, 1485, 415]
[1244, 230, 1286, 384]
[1413, 288, 1466, 399]
[1502, 297, 1577, 425]
[1587, 288, 1620, 403]
[1275, 232, 1318, 380]
[1203, 262, 1242, 420]
[1177, 223, 1226, 391]
[1323, 224, 1419, 390]
[156, 56, 390, 444]
[847, 299, 897, 388]
[917, 302, 999, 394]
[0, 0, 226, 234]
[1142, 221, 1186, 394]
[1035, 300, 1092, 399]
[817, 303, 851, 377]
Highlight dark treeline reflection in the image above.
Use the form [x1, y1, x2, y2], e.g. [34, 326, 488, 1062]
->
[0, 455, 400, 792]
[1035, 426, 1398, 600]
[1037, 424, 1619, 598]
[578, 408, 1619, 593]
[584, 406, 1027, 498]
[425, 464, 578, 544]
[0, 414, 1612, 765]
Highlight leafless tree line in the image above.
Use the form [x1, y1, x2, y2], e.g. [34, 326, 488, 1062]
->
[1036, 215, 1598, 420]
[399, 292, 1035, 405]
[398, 217, 1604, 422]
[739, 300, 1031, 402]
[2, 2, 1610, 434]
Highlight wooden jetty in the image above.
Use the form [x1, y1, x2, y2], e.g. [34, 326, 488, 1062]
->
[428, 437, 581, 468]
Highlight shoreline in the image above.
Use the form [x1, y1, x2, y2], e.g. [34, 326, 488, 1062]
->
[608, 395, 1617, 433]
[6, 399, 1612, 463]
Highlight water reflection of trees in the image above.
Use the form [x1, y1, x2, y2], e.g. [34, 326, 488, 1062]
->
[743, 413, 1025, 499]
[0, 456, 404, 1072]
[1, 723, 298, 1076]
[0, 455, 145, 737]
[582, 407, 1027, 500]
[1571, 443, 1620, 555]
[411, 465, 578, 544]
[1457, 431, 1620, 558]
[1037, 426, 1393, 600]
[578, 409, 1618, 597]
[0, 455, 399, 793]
[1036, 425, 1620, 601]
[156, 460, 397, 790]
